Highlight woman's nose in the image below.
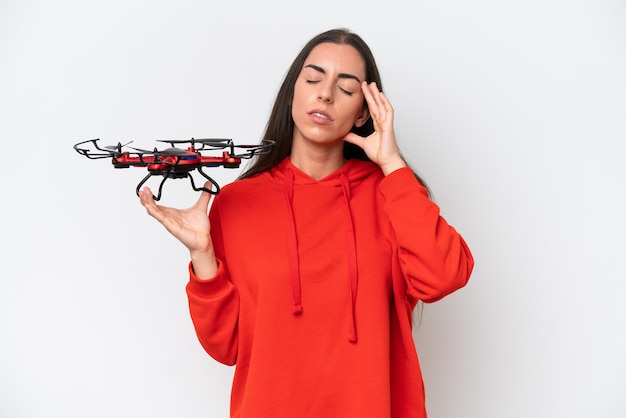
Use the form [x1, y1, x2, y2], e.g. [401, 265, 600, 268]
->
[317, 84, 333, 103]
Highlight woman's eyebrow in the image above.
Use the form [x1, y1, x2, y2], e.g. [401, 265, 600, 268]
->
[304, 64, 362, 83]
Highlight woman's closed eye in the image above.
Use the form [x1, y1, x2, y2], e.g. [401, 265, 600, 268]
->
[305, 78, 355, 96]
[338, 86, 354, 96]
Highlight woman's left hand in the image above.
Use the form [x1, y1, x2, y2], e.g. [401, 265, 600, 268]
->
[343, 81, 407, 175]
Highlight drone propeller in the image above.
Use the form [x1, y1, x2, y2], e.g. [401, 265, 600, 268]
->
[229, 140, 275, 158]
[103, 141, 133, 152]
[128, 146, 192, 156]
[73, 139, 133, 159]
[157, 138, 232, 147]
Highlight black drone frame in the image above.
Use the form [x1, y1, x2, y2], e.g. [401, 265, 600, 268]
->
[74, 138, 274, 200]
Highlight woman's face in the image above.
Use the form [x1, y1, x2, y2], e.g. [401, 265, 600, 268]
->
[291, 43, 369, 151]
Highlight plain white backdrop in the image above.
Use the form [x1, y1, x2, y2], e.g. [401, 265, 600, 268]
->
[1, 0, 624, 417]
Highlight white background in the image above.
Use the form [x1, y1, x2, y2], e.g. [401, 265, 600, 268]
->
[1, 0, 624, 417]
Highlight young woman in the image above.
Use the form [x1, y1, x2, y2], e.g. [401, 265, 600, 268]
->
[139, 28, 474, 418]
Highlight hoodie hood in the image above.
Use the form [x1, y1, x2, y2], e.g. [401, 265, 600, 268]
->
[267, 157, 380, 342]
[268, 156, 380, 186]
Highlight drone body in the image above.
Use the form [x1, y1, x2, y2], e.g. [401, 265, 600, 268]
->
[74, 138, 273, 200]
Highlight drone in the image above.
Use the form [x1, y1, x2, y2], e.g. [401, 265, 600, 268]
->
[74, 138, 274, 200]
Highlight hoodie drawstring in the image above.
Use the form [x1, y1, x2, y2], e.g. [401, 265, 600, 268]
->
[284, 169, 303, 315]
[283, 168, 359, 342]
[340, 173, 359, 343]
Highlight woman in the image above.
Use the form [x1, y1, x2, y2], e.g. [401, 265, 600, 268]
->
[140, 28, 474, 418]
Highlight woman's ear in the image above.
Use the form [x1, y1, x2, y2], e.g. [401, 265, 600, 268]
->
[354, 107, 370, 128]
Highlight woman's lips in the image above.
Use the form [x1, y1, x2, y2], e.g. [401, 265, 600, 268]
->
[308, 109, 333, 125]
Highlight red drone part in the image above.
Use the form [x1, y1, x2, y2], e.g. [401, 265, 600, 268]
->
[74, 138, 274, 200]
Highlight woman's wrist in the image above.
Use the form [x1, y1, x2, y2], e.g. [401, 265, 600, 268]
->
[379, 156, 407, 176]
[190, 248, 219, 280]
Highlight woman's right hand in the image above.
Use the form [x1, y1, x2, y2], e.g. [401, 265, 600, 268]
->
[139, 182, 218, 278]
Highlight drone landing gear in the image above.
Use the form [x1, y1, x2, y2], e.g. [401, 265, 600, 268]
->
[135, 167, 221, 201]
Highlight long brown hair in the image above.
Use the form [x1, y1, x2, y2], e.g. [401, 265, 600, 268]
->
[239, 28, 381, 179]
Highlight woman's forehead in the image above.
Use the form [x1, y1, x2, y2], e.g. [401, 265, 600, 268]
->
[303, 43, 366, 78]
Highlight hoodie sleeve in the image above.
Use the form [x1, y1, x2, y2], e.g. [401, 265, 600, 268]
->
[185, 198, 239, 366]
[380, 167, 474, 303]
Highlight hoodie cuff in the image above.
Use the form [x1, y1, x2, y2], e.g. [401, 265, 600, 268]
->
[379, 167, 429, 198]
[187, 259, 232, 298]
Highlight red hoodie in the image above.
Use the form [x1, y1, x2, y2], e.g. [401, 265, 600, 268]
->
[186, 157, 473, 418]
